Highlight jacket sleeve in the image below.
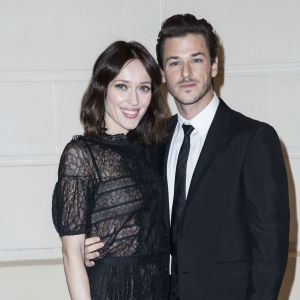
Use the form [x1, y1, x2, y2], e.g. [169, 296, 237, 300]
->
[243, 124, 289, 300]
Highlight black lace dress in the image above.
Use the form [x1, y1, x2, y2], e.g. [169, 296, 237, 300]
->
[52, 133, 169, 300]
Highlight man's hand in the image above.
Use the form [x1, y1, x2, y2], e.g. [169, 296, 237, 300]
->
[84, 236, 104, 267]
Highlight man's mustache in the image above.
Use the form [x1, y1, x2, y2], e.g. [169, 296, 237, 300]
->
[178, 78, 195, 85]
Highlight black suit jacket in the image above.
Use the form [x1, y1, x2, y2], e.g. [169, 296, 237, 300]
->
[164, 99, 289, 300]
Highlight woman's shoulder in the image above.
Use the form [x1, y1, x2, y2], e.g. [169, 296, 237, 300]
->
[62, 135, 88, 157]
[58, 135, 93, 174]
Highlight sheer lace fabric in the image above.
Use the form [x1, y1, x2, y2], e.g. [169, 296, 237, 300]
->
[52, 134, 168, 299]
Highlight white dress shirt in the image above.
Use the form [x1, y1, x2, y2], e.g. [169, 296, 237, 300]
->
[167, 94, 220, 218]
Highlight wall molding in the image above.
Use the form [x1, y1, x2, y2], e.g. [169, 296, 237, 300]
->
[0, 154, 59, 167]
[0, 247, 298, 264]
[0, 70, 90, 82]
[0, 149, 298, 168]
[0, 63, 300, 82]
[224, 62, 300, 76]
[0, 147, 299, 167]
[0, 247, 61, 262]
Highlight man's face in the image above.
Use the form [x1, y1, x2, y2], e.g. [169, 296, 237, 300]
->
[162, 34, 218, 114]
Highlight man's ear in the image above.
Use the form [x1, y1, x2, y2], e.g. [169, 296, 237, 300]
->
[161, 69, 166, 83]
[211, 57, 218, 78]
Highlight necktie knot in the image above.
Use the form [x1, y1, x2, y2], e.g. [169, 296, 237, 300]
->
[182, 124, 194, 137]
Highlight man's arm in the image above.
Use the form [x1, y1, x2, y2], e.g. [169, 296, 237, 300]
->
[243, 124, 289, 300]
[84, 237, 104, 267]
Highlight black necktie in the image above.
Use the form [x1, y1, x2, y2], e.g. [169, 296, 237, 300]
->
[171, 124, 194, 251]
[170, 124, 194, 297]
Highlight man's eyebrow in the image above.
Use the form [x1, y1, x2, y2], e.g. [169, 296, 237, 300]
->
[165, 56, 179, 62]
[191, 52, 205, 57]
[165, 52, 206, 62]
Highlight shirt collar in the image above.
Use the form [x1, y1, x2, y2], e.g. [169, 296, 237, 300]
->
[177, 93, 220, 136]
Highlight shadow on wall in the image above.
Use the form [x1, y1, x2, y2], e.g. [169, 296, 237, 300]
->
[278, 141, 298, 300]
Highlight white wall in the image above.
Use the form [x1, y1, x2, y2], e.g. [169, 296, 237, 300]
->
[0, 0, 299, 299]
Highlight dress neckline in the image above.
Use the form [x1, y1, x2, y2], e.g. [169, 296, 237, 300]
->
[99, 132, 133, 145]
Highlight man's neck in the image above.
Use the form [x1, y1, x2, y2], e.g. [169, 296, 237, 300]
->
[176, 90, 215, 120]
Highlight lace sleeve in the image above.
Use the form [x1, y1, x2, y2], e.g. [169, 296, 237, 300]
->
[52, 138, 94, 237]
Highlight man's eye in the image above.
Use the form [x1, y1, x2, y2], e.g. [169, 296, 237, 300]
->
[169, 61, 179, 67]
[192, 58, 202, 63]
[115, 84, 127, 90]
[139, 85, 151, 93]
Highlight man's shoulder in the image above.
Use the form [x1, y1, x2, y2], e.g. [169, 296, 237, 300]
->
[217, 99, 279, 144]
[222, 100, 274, 133]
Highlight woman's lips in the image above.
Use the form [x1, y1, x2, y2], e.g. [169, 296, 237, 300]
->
[121, 108, 139, 119]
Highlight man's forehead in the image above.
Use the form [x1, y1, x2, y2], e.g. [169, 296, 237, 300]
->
[163, 34, 208, 57]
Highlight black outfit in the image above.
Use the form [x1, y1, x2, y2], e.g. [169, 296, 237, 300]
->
[165, 99, 289, 300]
[170, 124, 194, 297]
[52, 133, 169, 300]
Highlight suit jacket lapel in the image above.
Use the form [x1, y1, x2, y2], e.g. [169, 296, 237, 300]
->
[186, 99, 232, 204]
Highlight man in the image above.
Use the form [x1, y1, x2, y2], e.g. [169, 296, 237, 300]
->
[85, 14, 289, 300]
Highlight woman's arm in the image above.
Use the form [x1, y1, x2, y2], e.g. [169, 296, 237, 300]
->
[62, 234, 91, 300]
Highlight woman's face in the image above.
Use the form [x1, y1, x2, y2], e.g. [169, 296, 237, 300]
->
[104, 59, 152, 135]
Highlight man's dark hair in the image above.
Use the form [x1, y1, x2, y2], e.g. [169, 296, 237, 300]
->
[156, 14, 219, 68]
[80, 40, 168, 144]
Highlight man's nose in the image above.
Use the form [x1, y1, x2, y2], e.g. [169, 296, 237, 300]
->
[181, 62, 192, 79]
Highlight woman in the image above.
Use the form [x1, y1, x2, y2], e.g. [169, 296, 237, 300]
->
[52, 41, 169, 299]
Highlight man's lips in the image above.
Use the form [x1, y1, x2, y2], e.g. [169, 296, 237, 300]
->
[178, 82, 196, 89]
[121, 108, 139, 119]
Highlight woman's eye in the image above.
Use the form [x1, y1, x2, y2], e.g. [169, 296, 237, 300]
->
[115, 84, 127, 90]
[139, 85, 151, 93]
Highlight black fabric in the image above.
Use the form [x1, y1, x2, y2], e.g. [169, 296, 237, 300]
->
[52, 133, 169, 300]
[170, 124, 194, 295]
[171, 124, 194, 245]
[165, 100, 289, 300]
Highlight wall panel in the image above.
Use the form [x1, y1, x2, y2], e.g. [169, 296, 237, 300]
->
[0, 81, 55, 156]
